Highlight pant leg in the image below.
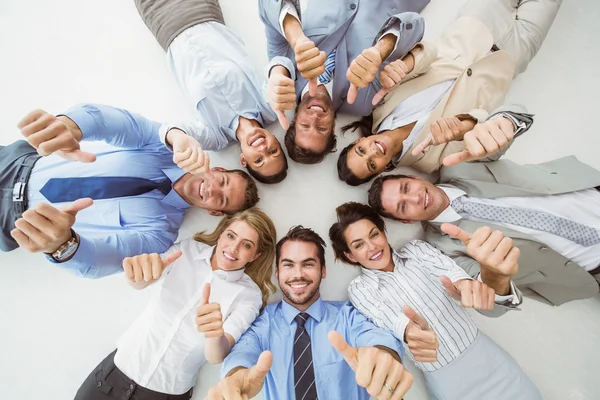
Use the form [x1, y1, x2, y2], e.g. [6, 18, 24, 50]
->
[0, 141, 39, 252]
[133, 0, 225, 51]
[74, 351, 119, 400]
[459, 0, 562, 75]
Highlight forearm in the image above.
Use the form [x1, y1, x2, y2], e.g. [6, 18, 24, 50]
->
[375, 33, 398, 61]
[480, 270, 512, 296]
[205, 334, 234, 365]
[282, 13, 305, 48]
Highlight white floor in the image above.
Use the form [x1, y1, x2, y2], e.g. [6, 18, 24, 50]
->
[1, 0, 599, 399]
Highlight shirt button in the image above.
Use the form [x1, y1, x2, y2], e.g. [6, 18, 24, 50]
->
[540, 246, 548, 252]
[350, 3, 357, 9]
[97, 382, 102, 388]
[129, 384, 134, 389]
[565, 261, 574, 266]
[126, 389, 132, 396]
[466, 68, 472, 76]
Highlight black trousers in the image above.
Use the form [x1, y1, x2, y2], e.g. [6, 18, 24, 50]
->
[74, 350, 193, 400]
[0, 141, 40, 252]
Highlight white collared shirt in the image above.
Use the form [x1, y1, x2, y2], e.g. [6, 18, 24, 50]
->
[113, 240, 262, 394]
[348, 241, 478, 372]
[432, 185, 600, 271]
[378, 80, 455, 162]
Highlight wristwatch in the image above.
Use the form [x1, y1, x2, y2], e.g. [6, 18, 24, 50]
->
[44, 229, 80, 263]
[489, 111, 534, 138]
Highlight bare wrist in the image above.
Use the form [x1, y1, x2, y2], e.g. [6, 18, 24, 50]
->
[166, 128, 186, 147]
[375, 34, 396, 60]
[57, 115, 83, 142]
[481, 270, 511, 296]
[269, 65, 291, 78]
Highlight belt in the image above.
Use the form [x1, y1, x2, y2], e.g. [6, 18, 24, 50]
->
[12, 153, 41, 218]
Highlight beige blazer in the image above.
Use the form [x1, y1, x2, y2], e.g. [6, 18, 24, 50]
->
[372, 17, 516, 173]
[424, 157, 600, 306]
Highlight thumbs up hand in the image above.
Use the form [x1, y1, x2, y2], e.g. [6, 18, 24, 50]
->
[328, 331, 414, 399]
[123, 249, 183, 284]
[402, 305, 438, 362]
[195, 283, 224, 338]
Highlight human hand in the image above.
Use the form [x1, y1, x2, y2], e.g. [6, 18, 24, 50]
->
[440, 275, 495, 311]
[442, 117, 515, 166]
[372, 59, 410, 105]
[168, 129, 211, 174]
[204, 351, 273, 400]
[403, 305, 438, 363]
[11, 198, 93, 253]
[328, 331, 413, 399]
[294, 36, 326, 96]
[195, 283, 225, 338]
[411, 116, 476, 156]
[267, 67, 296, 129]
[123, 250, 183, 284]
[347, 47, 383, 104]
[18, 109, 96, 162]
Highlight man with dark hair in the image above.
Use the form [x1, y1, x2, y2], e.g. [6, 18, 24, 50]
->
[1, 104, 259, 278]
[207, 225, 414, 400]
[134, 0, 288, 184]
[367, 157, 600, 305]
[260, 0, 428, 164]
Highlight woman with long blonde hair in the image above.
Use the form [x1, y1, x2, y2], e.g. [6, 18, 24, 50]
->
[74, 208, 277, 400]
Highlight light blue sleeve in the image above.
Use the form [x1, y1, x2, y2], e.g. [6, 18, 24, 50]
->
[221, 313, 268, 379]
[374, 12, 425, 62]
[344, 303, 404, 360]
[158, 120, 228, 152]
[63, 104, 162, 149]
[60, 229, 177, 278]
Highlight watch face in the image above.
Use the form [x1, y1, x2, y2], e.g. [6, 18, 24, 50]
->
[54, 238, 79, 261]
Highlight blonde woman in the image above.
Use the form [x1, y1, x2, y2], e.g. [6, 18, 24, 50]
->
[74, 208, 277, 400]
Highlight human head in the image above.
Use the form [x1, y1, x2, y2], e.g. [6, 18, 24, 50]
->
[194, 208, 277, 306]
[337, 135, 396, 186]
[178, 168, 259, 215]
[329, 202, 393, 271]
[239, 127, 288, 184]
[275, 225, 327, 310]
[286, 86, 337, 164]
[368, 174, 449, 223]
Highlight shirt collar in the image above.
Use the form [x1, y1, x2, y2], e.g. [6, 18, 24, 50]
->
[162, 167, 191, 210]
[281, 296, 324, 325]
[430, 184, 466, 223]
[194, 245, 247, 283]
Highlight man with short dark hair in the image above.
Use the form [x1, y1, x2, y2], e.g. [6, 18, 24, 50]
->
[206, 225, 413, 400]
[1, 104, 259, 278]
[134, 0, 288, 183]
[260, 0, 428, 164]
[367, 157, 600, 305]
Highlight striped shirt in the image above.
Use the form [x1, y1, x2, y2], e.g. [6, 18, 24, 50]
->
[348, 240, 478, 372]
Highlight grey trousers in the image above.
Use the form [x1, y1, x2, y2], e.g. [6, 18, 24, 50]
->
[134, 0, 225, 51]
[459, 0, 563, 75]
[0, 141, 40, 252]
[424, 331, 542, 400]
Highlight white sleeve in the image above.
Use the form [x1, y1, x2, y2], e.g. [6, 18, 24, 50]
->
[222, 286, 262, 343]
[279, 0, 301, 32]
[403, 240, 473, 283]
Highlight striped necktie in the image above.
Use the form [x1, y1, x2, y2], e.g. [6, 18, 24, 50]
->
[452, 195, 600, 247]
[317, 49, 336, 85]
[40, 176, 172, 203]
[293, 313, 318, 400]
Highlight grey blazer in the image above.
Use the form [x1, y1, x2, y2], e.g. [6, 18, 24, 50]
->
[424, 156, 600, 306]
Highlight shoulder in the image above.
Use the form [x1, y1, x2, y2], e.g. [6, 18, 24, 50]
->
[178, 238, 210, 254]
[237, 275, 263, 299]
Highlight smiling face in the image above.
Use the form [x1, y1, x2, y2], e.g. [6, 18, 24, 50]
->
[276, 240, 325, 309]
[346, 135, 396, 180]
[180, 168, 248, 215]
[214, 220, 261, 271]
[343, 219, 393, 271]
[293, 86, 336, 154]
[380, 176, 449, 222]
[239, 127, 286, 178]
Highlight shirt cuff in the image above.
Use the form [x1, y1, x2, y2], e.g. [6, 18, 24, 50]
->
[266, 56, 296, 81]
[158, 124, 186, 152]
[62, 235, 94, 278]
[278, 2, 300, 32]
[476, 273, 522, 307]
[447, 268, 473, 284]
[62, 106, 100, 142]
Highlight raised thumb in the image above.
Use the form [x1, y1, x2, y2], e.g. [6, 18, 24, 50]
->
[61, 198, 94, 216]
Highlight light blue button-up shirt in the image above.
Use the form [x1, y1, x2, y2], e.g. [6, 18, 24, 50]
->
[221, 298, 404, 400]
[27, 104, 190, 278]
[160, 22, 277, 151]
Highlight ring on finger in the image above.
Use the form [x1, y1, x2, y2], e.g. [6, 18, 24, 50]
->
[384, 382, 395, 393]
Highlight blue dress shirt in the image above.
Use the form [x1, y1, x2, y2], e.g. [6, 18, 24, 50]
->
[27, 104, 190, 278]
[221, 298, 404, 400]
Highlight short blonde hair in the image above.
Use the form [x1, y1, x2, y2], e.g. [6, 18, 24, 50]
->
[194, 208, 277, 307]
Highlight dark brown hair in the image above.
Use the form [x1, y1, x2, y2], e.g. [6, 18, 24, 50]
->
[275, 225, 327, 267]
[329, 202, 387, 266]
[245, 154, 289, 184]
[368, 174, 411, 220]
[285, 113, 338, 164]
[337, 113, 378, 186]
[226, 169, 260, 214]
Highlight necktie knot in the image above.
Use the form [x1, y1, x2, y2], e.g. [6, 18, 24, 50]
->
[318, 49, 337, 85]
[451, 195, 467, 213]
[295, 312, 310, 328]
